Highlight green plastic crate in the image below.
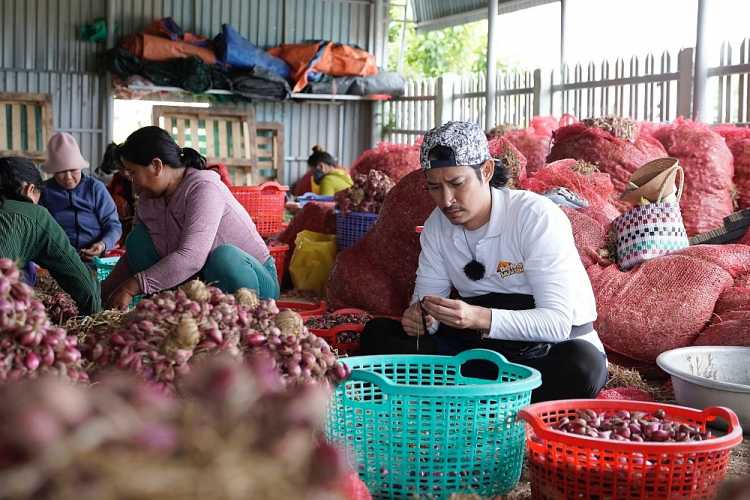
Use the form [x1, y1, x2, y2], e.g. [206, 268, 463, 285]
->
[327, 349, 541, 499]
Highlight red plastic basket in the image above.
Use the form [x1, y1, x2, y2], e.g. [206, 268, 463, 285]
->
[306, 308, 370, 355]
[230, 182, 289, 237]
[268, 242, 289, 284]
[276, 299, 327, 318]
[518, 399, 743, 500]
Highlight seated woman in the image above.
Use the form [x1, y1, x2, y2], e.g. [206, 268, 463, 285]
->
[0, 157, 101, 315]
[307, 145, 353, 196]
[40, 133, 122, 260]
[102, 126, 279, 309]
[359, 121, 608, 403]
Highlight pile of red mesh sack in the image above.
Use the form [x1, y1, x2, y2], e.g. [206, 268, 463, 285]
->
[520, 159, 621, 225]
[652, 118, 735, 235]
[349, 142, 421, 182]
[487, 135, 527, 187]
[547, 117, 668, 194]
[587, 256, 733, 364]
[714, 124, 750, 209]
[326, 170, 436, 315]
[501, 116, 558, 175]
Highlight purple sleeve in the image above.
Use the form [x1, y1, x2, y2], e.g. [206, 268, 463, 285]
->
[136, 181, 224, 295]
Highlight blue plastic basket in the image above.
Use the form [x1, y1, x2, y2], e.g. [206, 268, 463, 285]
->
[326, 349, 542, 499]
[335, 211, 378, 251]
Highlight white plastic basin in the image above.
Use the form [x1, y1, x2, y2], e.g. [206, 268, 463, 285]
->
[656, 346, 750, 433]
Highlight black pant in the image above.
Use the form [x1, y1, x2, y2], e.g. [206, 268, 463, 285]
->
[360, 294, 608, 403]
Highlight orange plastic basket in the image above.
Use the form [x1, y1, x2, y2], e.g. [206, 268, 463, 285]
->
[268, 242, 289, 284]
[306, 308, 370, 355]
[276, 299, 327, 318]
[518, 399, 743, 500]
[230, 182, 289, 237]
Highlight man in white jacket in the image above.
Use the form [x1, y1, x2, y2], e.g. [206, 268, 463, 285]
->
[360, 121, 607, 402]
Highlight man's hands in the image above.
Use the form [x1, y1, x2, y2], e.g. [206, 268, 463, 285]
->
[420, 296, 491, 331]
[401, 301, 435, 337]
[80, 241, 106, 260]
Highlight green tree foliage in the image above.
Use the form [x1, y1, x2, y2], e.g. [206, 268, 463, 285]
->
[386, 3, 508, 78]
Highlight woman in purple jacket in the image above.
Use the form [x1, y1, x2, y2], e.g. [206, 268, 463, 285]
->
[102, 126, 278, 309]
[40, 133, 122, 260]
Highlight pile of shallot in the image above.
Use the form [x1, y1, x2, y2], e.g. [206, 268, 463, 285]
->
[0, 356, 351, 500]
[305, 311, 372, 330]
[39, 292, 79, 325]
[0, 259, 87, 382]
[556, 408, 713, 442]
[82, 280, 350, 390]
[335, 170, 395, 214]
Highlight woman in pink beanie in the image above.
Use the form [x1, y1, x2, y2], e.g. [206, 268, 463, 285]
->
[40, 132, 122, 260]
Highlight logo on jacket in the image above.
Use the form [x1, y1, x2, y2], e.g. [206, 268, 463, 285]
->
[497, 260, 524, 278]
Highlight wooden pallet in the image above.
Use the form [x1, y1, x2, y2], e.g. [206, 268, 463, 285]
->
[0, 92, 54, 162]
[152, 106, 286, 186]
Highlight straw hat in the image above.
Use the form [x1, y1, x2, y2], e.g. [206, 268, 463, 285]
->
[43, 132, 89, 174]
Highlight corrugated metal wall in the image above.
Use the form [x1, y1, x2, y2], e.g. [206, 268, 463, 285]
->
[0, 0, 378, 185]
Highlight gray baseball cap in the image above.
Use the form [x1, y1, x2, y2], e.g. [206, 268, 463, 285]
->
[420, 121, 493, 171]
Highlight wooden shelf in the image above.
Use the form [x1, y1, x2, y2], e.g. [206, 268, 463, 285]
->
[123, 84, 390, 102]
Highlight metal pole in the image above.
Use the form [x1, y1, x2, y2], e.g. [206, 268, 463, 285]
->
[104, 0, 116, 155]
[693, 0, 709, 121]
[485, 0, 498, 130]
[560, 0, 567, 67]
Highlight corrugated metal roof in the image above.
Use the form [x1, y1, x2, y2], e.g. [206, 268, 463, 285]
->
[411, 0, 559, 31]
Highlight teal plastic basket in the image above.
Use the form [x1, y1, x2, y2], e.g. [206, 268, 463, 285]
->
[92, 256, 143, 309]
[326, 349, 541, 499]
[93, 256, 120, 282]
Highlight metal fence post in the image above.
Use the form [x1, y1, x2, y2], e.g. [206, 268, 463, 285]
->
[677, 47, 694, 118]
[533, 68, 552, 117]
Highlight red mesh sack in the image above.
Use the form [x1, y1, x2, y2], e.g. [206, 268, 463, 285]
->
[596, 387, 653, 402]
[587, 257, 733, 363]
[487, 136, 527, 187]
[674, 244, 750, 278]
[694, 310, 750, 347]
[561, 207, 609, 269]
[652, 118, 735, 235]
[292, 170, 314, 196]
[502, 116, 558, 175]
[714, 286, 750, 315]
[520, 159, 621, 224]
[714, 125, 750, 209]
[736, 269, 750, 287]
[548, 120, 668, 193]
[327, 170, 436, 315]
[349, 142, 420, 183]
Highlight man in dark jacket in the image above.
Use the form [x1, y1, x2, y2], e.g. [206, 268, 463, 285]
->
[40, 133, 122, 259]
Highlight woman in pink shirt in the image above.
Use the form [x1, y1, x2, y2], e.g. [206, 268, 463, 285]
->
[102, 126, 278, 309]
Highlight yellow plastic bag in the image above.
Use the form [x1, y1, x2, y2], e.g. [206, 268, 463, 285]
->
[288, 230, 336, 294]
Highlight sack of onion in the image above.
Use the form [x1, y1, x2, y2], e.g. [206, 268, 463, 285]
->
[0, 259, 88, 383]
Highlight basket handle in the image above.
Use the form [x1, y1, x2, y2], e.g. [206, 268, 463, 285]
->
[703, 406, 742, 434]
[453, 349, 511, 382]
[339, 369, 393, 409]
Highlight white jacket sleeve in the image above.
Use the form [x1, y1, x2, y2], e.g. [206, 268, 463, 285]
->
[486, 205, 578, 342]
[411, 219, 452, 304]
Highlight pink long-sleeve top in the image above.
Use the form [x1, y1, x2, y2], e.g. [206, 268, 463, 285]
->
[135, 168, 269, 295]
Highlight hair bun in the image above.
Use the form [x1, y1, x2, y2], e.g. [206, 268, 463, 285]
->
[312, 145, 322, 153]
